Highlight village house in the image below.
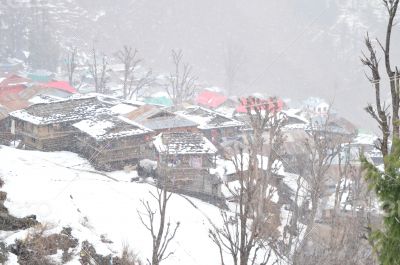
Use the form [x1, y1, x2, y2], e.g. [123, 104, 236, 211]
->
[282, 109, 309, 129]
[9, 96, 112, 151]
[215, 153, 302, 209]
[0, 106, 10, 144]
[307, 116, 357, 141]
[153, 132, 222, 200]
[195, 89, 239, 117]
[0, 76, 78, 116]
[176, 106, 244, 144]
[124, 105, 199, 135]
[0, 74, 31, 98]
[73, 115, 153, 171]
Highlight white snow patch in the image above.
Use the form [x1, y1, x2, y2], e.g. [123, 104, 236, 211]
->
[0, 146, 237, 265]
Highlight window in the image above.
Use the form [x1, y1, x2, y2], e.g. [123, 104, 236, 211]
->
[190, 156, 203, 169]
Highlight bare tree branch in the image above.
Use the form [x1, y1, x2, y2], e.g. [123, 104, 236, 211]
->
[138, 181, 180, 265]
[166, 50, 197, 107]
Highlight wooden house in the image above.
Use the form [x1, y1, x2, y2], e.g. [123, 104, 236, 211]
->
[124, 105, 199, 135]
[176, 106, 244, 144]
[9, 96, 111, 151]
[153, 132, 221, 200]
[0, 107, 10, 144]
[73, 115, 153, 171]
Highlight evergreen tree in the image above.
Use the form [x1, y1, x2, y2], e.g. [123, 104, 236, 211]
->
[28, 2, 59, 71]
[0, 4, 30, 59]
[363, 139, 400, 265]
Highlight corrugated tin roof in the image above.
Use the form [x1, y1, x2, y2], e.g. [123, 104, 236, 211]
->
[43, 81, 77, 94]
[125, 105, 198, 131]
[196, 90, 227, 109]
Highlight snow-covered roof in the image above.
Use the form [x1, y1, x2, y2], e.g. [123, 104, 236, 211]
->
[73, 115, 152, 141]
[110, 103, 138, 115]
[154, 132, 218, 155]
[352, 133, 378, 146]
[125, 105, 198, 131]
[307, 116, 354, 135]
[282, 109, 308, 123]
[281, 110, 309, 130]
[176, 106, 243, 130]
[10, 96, 111, 125]
[28, 94, 65, 105]
[71, 93, 124, 105]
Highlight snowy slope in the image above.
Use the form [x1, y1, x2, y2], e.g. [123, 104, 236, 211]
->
[0, 146, 227, 264]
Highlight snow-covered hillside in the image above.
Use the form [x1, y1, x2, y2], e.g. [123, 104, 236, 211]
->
[0, 146, 227, 264]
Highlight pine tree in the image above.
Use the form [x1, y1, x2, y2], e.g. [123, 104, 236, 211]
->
[363, 139, 400, 265]
[28, 2, 59, 71]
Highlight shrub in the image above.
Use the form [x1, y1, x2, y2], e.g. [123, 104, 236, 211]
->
[113, 244, 142, 265]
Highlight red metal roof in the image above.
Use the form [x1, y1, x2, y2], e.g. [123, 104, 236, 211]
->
[236, 97, 284, 113]
[0, 85, 25, 98]
[195, 90, 227, 109]
[44, 81, 77, 94]
[0, 74, 31, 87]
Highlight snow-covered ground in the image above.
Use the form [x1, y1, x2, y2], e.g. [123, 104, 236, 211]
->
[0, 146, 227, 264]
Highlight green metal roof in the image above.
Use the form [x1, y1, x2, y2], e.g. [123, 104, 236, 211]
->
[143, 96, 173, 107]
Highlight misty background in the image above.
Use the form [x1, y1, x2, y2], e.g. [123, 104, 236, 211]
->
[2, 0, 400, 132]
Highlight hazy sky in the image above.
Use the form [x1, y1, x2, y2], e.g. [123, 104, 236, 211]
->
[13, 0, 399, 131]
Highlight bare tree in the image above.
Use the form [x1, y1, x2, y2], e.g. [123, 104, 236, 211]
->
[209, 97, 285, 265]
[138, 181, 180, 265]
[128, 70, 155, 100]
[115, 46, 155, 100]
[116, 46, 140, 99]
[361, 0, 400, 160]
[302, 114, 344, 237]
[284, 113, 379, 265]
[88, 44, 108, 94]
[65, 47, 78, 86]
[224, 44, 245, 95]
[166, 50, 197, 106]
[292, 147, 377, 265]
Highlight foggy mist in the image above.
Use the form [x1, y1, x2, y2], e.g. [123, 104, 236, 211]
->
[1, 1, 400, 264]
[3, 0, 395, 130]
[67, 0, 395, 131]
